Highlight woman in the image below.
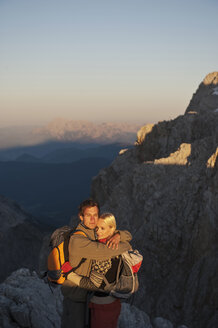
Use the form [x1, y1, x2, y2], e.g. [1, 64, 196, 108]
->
[68, 212, 124, 328]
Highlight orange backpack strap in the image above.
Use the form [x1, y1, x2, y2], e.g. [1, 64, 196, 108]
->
[65, 229, 90, 273]
[73, 229, 90, 238]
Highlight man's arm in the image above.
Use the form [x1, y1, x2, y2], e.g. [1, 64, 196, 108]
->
[69, 234, 131, 261]
[106, 230, 132, 249]
[119, 230, 132, 242]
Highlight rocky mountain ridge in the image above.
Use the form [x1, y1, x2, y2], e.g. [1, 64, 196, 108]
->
[0, 195, 45, 282]
[186, 71, 218, 115]
[91, 72, 218, 328]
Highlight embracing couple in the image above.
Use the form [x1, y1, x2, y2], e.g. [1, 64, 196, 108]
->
[61, 199, 133, 328]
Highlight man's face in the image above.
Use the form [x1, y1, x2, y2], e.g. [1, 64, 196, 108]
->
[79, 206, 99, 229]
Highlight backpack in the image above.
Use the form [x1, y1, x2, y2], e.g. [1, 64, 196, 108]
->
[109, 249, 143, 299]
[47, 225, 87, 284]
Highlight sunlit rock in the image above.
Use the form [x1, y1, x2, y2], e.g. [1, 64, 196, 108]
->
[91, 72, 218, 328]
[186, 71, 218, 114]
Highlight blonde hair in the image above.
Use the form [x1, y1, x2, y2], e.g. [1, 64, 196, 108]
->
[99, 212, 116, 231]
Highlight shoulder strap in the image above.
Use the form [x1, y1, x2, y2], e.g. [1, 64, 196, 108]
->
[115, 255, 123, 284]
[65, 229, 90, 276]
[73, 230, 88, 237]
[73, 229, 91, 239]
[63, 229, 89, 262]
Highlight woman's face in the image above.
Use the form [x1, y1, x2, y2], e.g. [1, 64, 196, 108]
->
[96, 218, 114, 240]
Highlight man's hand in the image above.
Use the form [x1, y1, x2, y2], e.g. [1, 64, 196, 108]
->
[106, 232, 121, 249]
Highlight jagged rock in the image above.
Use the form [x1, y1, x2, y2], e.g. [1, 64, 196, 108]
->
[0, 196, 44, 282]
[91, 73, 218, 328]
[152, 317, 173, 328]
[0, 269, 63, 328]
[10, 303, 31, 327]
[118, 303, 152, 328]
[0, 195, 27, 232]
[0, 268, 180, 328]
[135, 111, 217, 163]
[186, 72, 218, 114]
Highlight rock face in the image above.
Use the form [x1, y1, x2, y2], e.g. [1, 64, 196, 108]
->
[0, 269, 63, 328]
[0, 268, 185, 328]
[0, 195, 45, 282]
[91, 73, 218, 328]
[186, 71, 218, 114]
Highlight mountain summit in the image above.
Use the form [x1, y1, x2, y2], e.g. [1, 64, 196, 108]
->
[186, 71, 218, 114]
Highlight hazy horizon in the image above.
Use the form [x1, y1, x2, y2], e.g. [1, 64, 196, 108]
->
[1, 0, 218, 128]
[0, 117, 147, 129]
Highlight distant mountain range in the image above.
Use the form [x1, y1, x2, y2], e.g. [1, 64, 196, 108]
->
[0, 119, 141, 150]
[33, 118, 141, 144]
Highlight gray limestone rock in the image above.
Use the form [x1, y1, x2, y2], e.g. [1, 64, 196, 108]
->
[185, 72, 218, 114]
[0, 196, 45, 282]
[0, 268, 182, 328]
[152, 317, 173, 328]
[91, 73, 218, 328]
[0, 269, 63, 328]
[10, 304, 30, 327]
[118, 303, 153, 328]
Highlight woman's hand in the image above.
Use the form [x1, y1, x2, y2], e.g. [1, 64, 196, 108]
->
[106, 232, 121, 249]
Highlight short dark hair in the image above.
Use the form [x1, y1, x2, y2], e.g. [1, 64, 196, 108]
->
[78, 199, 100, 216]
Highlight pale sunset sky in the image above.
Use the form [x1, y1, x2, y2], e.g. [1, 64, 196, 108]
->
[0, 0, 218, 127]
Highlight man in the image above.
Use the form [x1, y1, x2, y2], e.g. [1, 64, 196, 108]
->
[61, 199, 131, 328]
